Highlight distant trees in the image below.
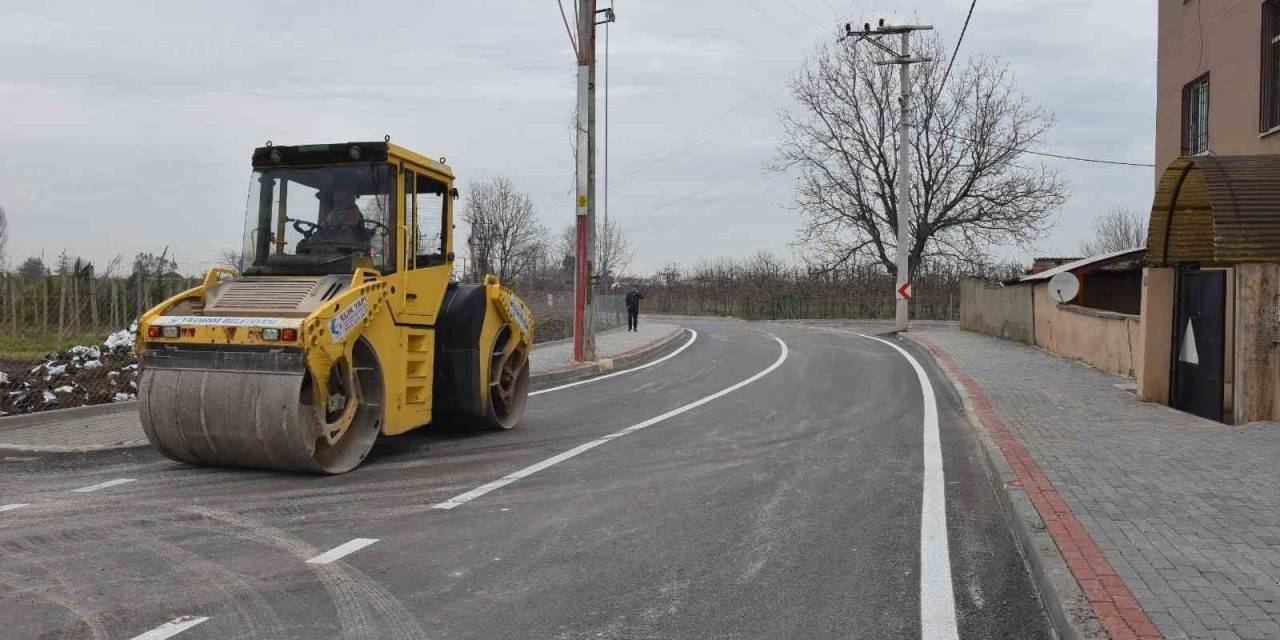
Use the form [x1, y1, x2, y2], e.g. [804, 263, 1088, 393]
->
[463, 177, 549, 283]
[557, 217, 633, 286]
[18, 257, 48, 281]
[1078, 208, 1148, 256]
[776, 34, 1067, 277]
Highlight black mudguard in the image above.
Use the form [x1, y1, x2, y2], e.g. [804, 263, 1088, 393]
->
[433, 283, 487, 417]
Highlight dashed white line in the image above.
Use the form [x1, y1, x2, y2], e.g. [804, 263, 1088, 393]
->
[0, 503, 31, 512]
[859, 333, 959, 640]
[530, 329, 699, 396]
[71, 478, 137, 493]
[433, 334, 789, 510]
[128, 615, 209, 640]
[306, 538, 380, 564]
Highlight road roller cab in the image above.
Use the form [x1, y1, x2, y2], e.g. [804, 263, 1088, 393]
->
[136, 141, 534, 474]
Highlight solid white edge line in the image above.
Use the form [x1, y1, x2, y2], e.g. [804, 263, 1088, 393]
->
[529, 329, 699, 396]
[0, 503, 31, 512]
[128, 615, 210, 640]
[305, 538, 380, 564]
[71, 478, 137, 493]
[858, 333, 960, 640]
[432, 334, 788, 510]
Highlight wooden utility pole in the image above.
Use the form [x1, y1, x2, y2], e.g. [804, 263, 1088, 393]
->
[572, 0, 615, 362]
[843, 20, 932, 332]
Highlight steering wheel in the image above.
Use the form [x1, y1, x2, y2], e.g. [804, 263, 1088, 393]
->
[290, 218, 319, 239]
[361, 219, 389, 235]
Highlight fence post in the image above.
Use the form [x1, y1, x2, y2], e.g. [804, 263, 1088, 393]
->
[90, 275, 100, 332]
[58, 272, 67, 351]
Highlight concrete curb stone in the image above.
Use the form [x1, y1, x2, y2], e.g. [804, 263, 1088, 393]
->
[902, 332, 1108, 640]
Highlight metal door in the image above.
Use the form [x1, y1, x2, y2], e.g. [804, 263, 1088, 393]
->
[1172, 269, 1226, 421]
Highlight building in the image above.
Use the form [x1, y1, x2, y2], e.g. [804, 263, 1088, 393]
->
[960, 249, 1146, 378]
[1156, 0, 1280, 173]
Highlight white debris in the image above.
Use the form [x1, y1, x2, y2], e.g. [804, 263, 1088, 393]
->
[112, 392, 135, 403]
[108, 371, 120, 379]
[53, 385, 74, 394]
[82, 360, 103, 370]
[129, 381, 137, 390]
[42, 390, 57, 404]
[0, 371, 8, 384]
[70, 345, 102, 360]
[44, 364, 67, 379]
[104, 325, 137, 352]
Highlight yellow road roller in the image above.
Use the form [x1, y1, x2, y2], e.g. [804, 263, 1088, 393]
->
[136, 140, 534, 473]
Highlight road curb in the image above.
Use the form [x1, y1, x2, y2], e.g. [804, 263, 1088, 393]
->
[901, 333, 1108, 640]
[2, 326, 691, 455]
[0, 400, 137, 433]
[530, 326, 688, 390]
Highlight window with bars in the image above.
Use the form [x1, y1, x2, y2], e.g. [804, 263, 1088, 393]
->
[1262, 1, 1280, 131]
[1182, 74, 1210, 155]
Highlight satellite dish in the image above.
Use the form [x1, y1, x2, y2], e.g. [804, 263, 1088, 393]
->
[1048, 272, 1080, 304]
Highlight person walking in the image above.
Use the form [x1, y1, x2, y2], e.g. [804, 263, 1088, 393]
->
[625, 286, 643, 332]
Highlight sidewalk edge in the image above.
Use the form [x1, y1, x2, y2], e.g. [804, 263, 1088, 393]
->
[530, 326, 688, 390]
[903, 333, 1107, 640]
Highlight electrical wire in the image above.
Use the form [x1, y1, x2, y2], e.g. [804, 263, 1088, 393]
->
[912, 124, 1154, 167]
[921, 0, 976, 128]
[556, 0, 578, 55]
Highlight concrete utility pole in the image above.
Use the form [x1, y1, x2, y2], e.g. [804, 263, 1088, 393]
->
[843, 20, 932, 332]
[571, 1, 616, 361]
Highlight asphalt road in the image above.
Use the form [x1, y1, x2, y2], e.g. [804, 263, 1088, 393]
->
[0, 318, 1052, 640]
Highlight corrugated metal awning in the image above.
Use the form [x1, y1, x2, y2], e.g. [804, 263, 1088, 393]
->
[1147, 155, 1280, 265]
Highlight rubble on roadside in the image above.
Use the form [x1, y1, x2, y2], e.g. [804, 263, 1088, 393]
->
[0, 324, 139, 416]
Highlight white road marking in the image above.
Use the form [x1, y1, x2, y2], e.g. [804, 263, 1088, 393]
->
[433, 334, 789, 510]
[0, 503, 30, 512]
[306, 538, 379, 564]
[128, 615, 209, 640]
[530, 329, 699, 396]
[859, 333, 959, 640]
[71, 478, 137, 493]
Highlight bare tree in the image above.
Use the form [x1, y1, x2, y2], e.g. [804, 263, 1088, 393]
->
[557, 218, 633, 284]
[463, 177, 547, 283]
[1078, 207, 1147, 256]
[217, 250, 244, 271]
[775, 35, 1068, 277]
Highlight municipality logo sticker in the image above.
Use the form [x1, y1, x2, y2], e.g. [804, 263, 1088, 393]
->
[329, 296, 370, 343]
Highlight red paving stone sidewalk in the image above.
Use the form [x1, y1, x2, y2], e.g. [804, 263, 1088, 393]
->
[915, 334, 1163, 640]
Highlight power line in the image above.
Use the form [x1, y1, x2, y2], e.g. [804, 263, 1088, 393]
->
[555, 0, 578, 55]
[934, 0, 976, 111]
[914, 124, 1154, 167]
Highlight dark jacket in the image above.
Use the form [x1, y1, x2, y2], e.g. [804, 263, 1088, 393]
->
[625, 290, 643, 311]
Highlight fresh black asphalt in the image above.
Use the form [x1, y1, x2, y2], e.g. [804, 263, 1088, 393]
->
[0, 318, 1052, 639]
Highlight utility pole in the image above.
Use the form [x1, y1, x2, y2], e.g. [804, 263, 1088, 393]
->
[572, 0, 615, 361]
[843, 20, 931, 332]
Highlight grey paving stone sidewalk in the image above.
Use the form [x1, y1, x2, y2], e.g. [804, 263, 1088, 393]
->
[915, 326, 1280, 640]
[0, 322, 678, 453]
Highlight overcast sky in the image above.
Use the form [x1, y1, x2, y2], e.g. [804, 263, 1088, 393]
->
[0, 0, 1156, 276]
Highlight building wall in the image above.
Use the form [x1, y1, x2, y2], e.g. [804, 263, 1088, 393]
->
[1139, 268, 1175, 403]
[1233, 263, 1279, 423]
[1081, 271, 1144, 315]
[960, 278, 1143, 377]
[1156, 0, 1280, 173]
[1033, 283, 1144, 378]
[959, 277, 1034, 344]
